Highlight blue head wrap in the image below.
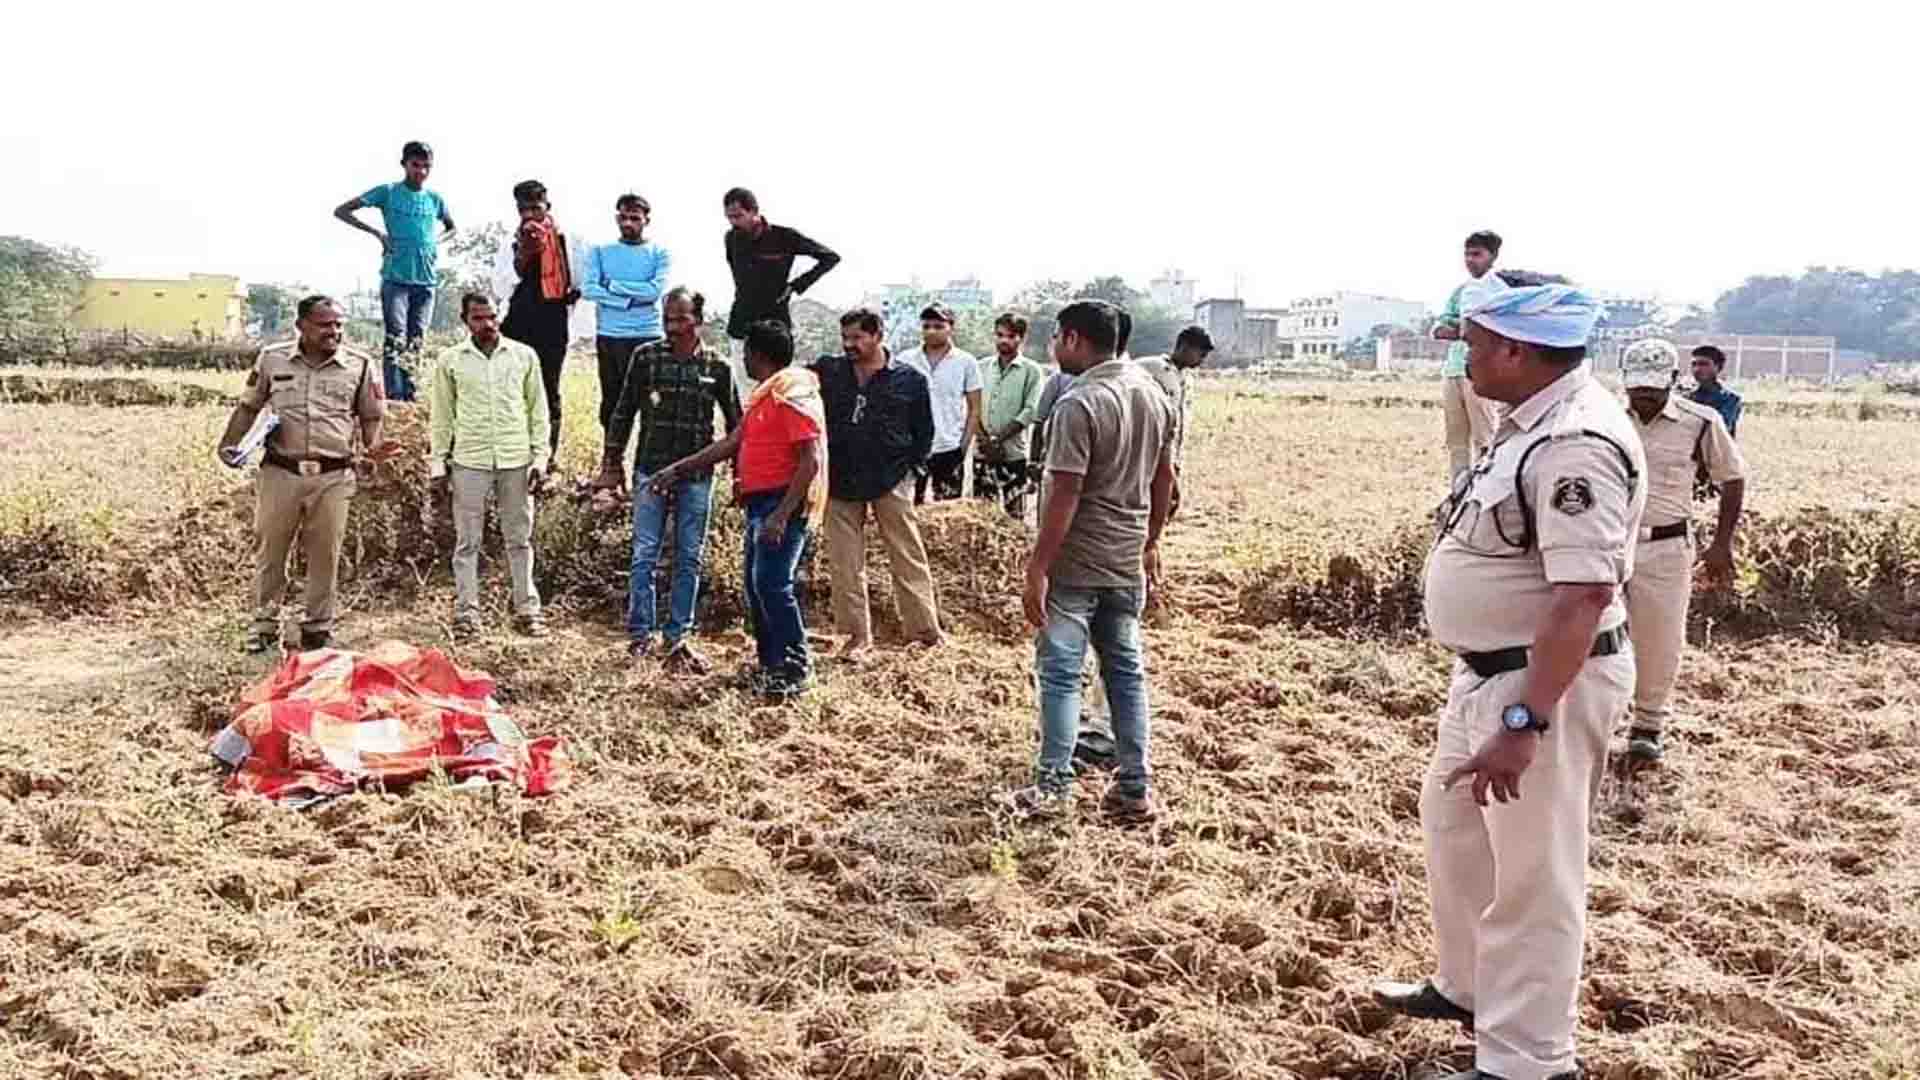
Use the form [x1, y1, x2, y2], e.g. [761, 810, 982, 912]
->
[1465, 284, 1602, 348]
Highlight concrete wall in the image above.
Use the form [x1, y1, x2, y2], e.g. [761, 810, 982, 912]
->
[72, 274, 246, 338]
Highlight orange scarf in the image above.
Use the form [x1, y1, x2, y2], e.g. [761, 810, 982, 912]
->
[517, 218, 574, 302]
[747, 366, 829, 527]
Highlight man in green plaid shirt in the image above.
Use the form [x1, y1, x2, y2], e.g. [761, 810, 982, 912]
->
[595, 288, 742, 669]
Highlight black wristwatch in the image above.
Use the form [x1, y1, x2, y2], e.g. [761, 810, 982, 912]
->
[1501, 703, 1550, 734]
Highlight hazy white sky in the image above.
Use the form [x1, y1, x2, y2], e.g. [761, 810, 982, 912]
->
[4, 1, 1914, 314]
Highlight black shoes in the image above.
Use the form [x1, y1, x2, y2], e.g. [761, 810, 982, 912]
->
[1372, 978, 1474, 1029]
[1626, 727, 1664, 764]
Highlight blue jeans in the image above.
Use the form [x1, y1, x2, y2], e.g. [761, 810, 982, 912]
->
[627, 470, 713, 644]
[1035, 584, 1150, 793]
[743, 491, 811, 679]
[380, 280, 433, 402]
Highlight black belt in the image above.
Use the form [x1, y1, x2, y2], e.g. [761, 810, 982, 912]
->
[1461, 625, 1629, 679]
[264, 450, 351, 475]
[1647, 522, 1688, 542]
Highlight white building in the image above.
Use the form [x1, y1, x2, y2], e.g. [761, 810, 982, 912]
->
[1150, 268, 1197, 312]
[1284, 291, 1428, 362]
[935, 276, 993, 310]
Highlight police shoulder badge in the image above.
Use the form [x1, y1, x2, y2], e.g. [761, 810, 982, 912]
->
[1551, 476, 1594, 516]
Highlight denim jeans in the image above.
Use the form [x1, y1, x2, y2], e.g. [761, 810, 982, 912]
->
[627, 469, 713, 644]
[380, 280, 433, 402]
[743, 491, 811, 679]
[1034, 584, 1150, 793]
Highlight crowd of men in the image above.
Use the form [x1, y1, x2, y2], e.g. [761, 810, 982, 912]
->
[218, 143, 1756, 1080]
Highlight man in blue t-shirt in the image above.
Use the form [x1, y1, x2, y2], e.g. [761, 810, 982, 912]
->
[334, 140, 455, 402]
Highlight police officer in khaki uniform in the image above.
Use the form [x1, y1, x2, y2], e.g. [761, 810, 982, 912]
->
[1620, 338, 1746, 764]
[218, 295, 387, 654]
[1372, 284, 1645, 1080]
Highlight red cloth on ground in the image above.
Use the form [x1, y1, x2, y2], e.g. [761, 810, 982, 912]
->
[211, 640, 570, 804]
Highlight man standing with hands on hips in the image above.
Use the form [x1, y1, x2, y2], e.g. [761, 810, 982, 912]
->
[333, 141, 453, 403]
[722, 187, 840, 403]
[218, 296, 387, 654]
[1372, 283, 1644, 1080]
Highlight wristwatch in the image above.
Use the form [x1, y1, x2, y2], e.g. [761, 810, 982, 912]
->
[1501, 703, 1550, 734]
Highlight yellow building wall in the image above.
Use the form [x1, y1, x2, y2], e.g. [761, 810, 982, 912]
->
[72, 274, 247, 339]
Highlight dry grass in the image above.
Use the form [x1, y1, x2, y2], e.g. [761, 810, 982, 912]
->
[0, 369, 1918, 1079]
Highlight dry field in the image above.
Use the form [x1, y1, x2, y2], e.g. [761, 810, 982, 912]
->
[1, 363, 1917, 1080]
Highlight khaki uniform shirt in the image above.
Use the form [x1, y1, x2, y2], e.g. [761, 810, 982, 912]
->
[239, 342, 383, 460]
[1134, 355, 1190, 470]
[1630, 395, 1746, 529]
[1423, 367, 1648, 654]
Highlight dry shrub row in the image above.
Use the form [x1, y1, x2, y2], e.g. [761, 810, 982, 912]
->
[3, 401, 1916, 643]
[0, 336, 260, 371]
[0, 372, 230, 408]
[1225, 388, 1920, 423]
[0, 405, 1034, 636]
[1227, 509, 1920, 644]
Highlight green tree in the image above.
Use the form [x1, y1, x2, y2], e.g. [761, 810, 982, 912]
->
[1076, 275, 1145, 311]
[1713, 267, 1920, 356]
[432, 222, 510, 332]
[247, 282, 303, 336]
[0, 235, 97, 339]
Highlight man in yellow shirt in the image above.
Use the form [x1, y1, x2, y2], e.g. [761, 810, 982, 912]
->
[429, 293, 552, 639]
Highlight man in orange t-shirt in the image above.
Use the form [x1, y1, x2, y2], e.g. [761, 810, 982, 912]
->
[647, 319, 825, 696]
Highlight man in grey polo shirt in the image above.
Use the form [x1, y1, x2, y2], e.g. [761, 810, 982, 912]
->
[1002, 299, 1173, 823]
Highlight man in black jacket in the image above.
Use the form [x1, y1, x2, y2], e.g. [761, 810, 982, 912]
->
[811, 308, 941, 655]
[724, 187, 840, 402]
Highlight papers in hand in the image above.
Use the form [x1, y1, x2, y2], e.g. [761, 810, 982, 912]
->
[221, 411, 281, 469]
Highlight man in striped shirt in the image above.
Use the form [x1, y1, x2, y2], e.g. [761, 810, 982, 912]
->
[595, 289, 742, 669]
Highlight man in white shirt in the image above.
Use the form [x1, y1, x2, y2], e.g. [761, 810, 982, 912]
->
[899, 303, 982, 504]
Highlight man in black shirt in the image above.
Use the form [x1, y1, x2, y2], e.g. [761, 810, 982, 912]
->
[812, 307, 941, 655]
[724, 187, 840, 402]
[498, 180, 577, 466]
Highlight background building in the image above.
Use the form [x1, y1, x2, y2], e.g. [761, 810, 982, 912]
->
[1283, 291, 1427, 362]
[934, 276, 993, 310]
[1193, 298, 1287, 364]
[1150, 268, 1197, 312]
[1592, 333, 1845, 380]
[71, 273, 247, 338]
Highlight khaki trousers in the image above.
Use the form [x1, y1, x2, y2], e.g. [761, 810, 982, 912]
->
[451, 465, 540, 620]
[253, 464, 355, 638]
[1442, 375, 1496, 480]
[1420, 651, 1633, 1080]
[1624, 533, 1692, 733]
[825, 478, 941, 642]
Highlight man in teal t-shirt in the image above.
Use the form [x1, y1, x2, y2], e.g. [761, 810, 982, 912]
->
[1431, 229, 1502, 484]
[334, 140, 455, 402]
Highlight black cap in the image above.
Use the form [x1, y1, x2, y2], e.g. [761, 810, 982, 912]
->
[919, 303, 956, 324]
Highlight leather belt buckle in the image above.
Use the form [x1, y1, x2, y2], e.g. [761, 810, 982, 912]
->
[298, 460, 321, 477]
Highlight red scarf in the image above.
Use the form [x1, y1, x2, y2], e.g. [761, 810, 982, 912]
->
[517, 217, 574, 302]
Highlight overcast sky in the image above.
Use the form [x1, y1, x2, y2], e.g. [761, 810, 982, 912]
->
[4, 1, 1913, 314]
